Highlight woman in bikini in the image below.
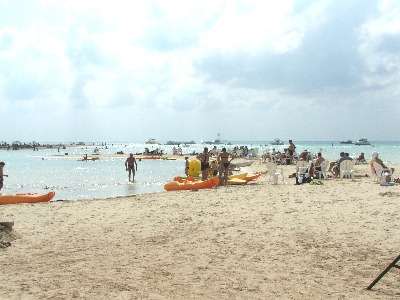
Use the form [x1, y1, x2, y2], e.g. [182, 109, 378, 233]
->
[197, 147, 211, 181]
[217, 147, 235, 186]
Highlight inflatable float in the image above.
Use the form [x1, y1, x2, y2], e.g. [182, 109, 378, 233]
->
[0, 192, 55, 205]
[164, 176, 219, 191]
[188, 160, 201, 177]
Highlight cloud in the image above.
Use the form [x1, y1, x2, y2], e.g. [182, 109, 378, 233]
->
[1, 0, 400, 142]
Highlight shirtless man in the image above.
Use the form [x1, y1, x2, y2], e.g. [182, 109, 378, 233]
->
[184, 157, 189, 176]
[217, 148, 235, 186]
[0, 162, 8, 193]
[313, 152, 325, 179]
[125, 154, 138, 181]
[288, 140, 296, 164]
[197, 147, 211, 181]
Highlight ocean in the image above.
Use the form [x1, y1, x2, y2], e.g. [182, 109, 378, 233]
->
[1, 141, 399, 201]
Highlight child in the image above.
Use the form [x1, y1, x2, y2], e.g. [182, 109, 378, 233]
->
[0, 162, 8, 193]
[210, 160, 218, 176]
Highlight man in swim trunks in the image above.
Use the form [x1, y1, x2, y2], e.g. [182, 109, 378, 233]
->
[197, 147, 211, 181]
[0, 162, 8, 193]
[125, 154, 138, 181]
[288, 140, 296, 164]
[217, 148, 235, 186]
[185, 157, 189, 176]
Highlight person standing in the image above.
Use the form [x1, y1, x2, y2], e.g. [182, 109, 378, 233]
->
[125, 154, 138, 181]
[288, 140, 296, 164]
[0, 162, 8, 193]
[197, 147, 211, 181]
[184, 157, 189, 176]
[210, 160, 218, 176]
[217, 148, 235, 186]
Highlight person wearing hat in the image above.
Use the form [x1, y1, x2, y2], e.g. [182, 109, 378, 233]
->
[0, 162, 8, 192]
[370, 152, 394, 175]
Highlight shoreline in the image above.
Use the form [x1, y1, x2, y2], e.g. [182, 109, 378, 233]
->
[1, 161, 400, 299]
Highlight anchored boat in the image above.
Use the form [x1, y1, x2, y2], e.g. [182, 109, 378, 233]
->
[354, 137, 371, 145]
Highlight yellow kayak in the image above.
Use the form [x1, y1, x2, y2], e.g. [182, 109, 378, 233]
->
[228, 173, 248, 180]
[226, 178, 249, 185]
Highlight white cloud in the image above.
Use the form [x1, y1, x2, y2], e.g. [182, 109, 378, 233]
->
[0, 0, 400, 142]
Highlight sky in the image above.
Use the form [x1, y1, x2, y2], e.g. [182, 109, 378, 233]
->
[1, 0, 400, 143]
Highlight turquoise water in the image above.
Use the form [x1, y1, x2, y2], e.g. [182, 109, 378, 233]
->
[1, 141, 399, 200]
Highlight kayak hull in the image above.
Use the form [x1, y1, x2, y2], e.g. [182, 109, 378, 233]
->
[164, 177, 219, 191]
[244, 172, 264, 181]
[0, 192, 55, 205]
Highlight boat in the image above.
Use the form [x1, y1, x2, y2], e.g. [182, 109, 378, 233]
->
[244, 172, 265, 181]
[204, 139, 223, 145]
[137, 156, 160, 160]
[146, 139, 161, 145]
[0, 192, 55, 205]
[270, 138, 284, 145]
[78, 157, 99, 161]
[340, 140, 353, 144]
[164, 176, 219, 191]
[226, 178, 249, 185]
[165, 140, 196, 145]
[228, 173, 248, 180]
[354, 137, 371, 145]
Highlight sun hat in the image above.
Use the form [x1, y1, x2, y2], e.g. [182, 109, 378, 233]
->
[371, 151, 378, 159]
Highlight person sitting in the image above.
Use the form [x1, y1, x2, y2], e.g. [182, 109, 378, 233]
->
[356, 152, 366, 164]
[262, 151, 272, 163]
[299, 150, 311, 162]
[331, 152, 352, 178]
[313, 152, 325, 179]
[210, 146, 218, 157]
[370, 151, 394, 176]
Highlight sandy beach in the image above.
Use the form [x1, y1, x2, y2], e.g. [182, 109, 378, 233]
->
[1, 160, 400, 299]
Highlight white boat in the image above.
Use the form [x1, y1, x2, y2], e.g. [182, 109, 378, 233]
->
[204, 139, 223, 145]
[270, 138, 284, 145]
[146, 139, 161, 145]
[354, 137, 370, 145]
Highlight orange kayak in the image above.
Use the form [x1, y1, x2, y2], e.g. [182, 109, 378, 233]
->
[0, 192, 55, 205]
[244, 172, 265, 181]
[164, 177, 219, 191]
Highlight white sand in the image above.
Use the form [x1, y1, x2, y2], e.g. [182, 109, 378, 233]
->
[1, 161, 400, 299]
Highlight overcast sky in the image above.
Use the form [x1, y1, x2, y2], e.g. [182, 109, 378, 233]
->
[1, 0, 399, 143]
